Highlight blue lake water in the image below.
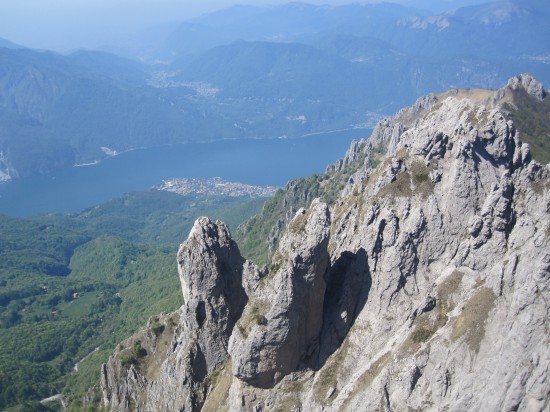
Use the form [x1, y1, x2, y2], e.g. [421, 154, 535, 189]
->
[0, 129, 371, 216]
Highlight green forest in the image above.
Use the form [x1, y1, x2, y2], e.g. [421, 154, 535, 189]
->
[0, 190, 265, 410]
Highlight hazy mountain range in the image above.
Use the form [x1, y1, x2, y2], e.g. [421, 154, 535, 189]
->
[0, 0, 548, 180]
[1, 1, 549, 409]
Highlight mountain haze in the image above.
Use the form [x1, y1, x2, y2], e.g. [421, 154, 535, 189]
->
[1, 0, 549, 181]
[1, 1, 550, 410]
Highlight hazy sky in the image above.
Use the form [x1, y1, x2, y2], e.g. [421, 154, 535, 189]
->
[0, 0, 489, 52]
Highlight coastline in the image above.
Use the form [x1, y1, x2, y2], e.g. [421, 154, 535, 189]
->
[70, 128, 373, 168]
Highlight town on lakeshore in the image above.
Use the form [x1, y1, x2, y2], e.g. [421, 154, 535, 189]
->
[154, 177, 279, 198]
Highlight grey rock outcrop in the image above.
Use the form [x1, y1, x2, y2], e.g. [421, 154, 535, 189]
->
[506, 73, 546, 101]
[177, 217, 248, 375]
[100, 76, 550, 412]
[229, 199, 331, 388]
[317, 95, 549, 412]
[101, 218, 252, 411]
[221, 76, 549, 411]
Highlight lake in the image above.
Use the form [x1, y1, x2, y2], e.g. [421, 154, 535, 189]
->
[0, 129, 371, 216]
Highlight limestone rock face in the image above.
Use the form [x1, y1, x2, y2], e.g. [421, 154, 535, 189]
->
[101, 218, 251, 411]
[506, 73, 546, 100]
[100, 76, 550, 412]
[229, 199, 331, 388]
[316, 93, 549, 412]
[222, 76, 549, 411]
[177, 217, 248, 375]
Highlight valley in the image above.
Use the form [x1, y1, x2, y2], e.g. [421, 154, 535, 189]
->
[0, 0, 549, 410]
[0, 190, 267, 410]
[1, 1, 549, 182]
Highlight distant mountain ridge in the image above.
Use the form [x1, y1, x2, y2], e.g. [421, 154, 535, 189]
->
[394, 0, 550, 58]
[0, 37, 23, 49]
[150, 0, 549, 61]
[0, 0, 548, 181]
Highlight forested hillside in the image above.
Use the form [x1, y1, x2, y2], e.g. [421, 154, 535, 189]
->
[0, 191, 264, 410]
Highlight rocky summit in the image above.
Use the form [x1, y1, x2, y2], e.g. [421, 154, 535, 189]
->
[100, 74, 550, 411]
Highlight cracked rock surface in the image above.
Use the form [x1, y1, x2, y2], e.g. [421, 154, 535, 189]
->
[100, 75, 550, 411]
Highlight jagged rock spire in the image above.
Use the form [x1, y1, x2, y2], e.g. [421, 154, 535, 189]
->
[229, 199, 331, 388]
[177, 217, 248, 374]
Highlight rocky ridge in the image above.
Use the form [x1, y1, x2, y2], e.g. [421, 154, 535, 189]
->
[100, 74, 550, 411]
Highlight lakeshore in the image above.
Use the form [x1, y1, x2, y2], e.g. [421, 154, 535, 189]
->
[0, 129, 371, 216]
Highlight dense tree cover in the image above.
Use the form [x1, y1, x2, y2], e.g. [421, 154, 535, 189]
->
[58, 190, 267, 245]
[0, 191, 264, 410]
[0, 217, 89, 279]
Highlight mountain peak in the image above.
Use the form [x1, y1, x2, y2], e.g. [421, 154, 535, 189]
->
[100, 77, 550, 411]
[506, 73, 546, 100]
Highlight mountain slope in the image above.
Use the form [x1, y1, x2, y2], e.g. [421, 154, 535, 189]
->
[149, 1, 550, 62]
[0, 38, 24, 49]
[0, 47, 247, 179]
[99, 75, 550, 411]
[0, 190, 265, 410]
[2, 1, 549, 181]
[236, 73, 550, 266]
